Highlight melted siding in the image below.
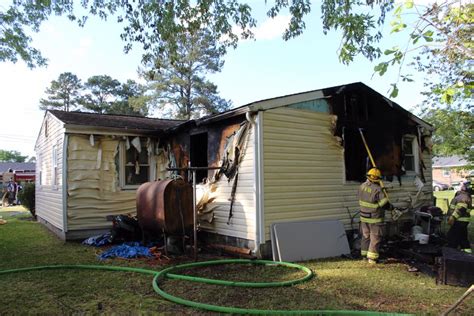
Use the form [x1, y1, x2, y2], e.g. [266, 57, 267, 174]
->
[262, 107, 433, 241]
[199, 126, 256, 240]
[67, 135, 136, 230]
[35, 113, 64, 230]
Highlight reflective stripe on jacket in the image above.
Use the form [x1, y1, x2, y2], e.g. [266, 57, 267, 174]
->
[450, 191, 472, 223]
[358, 180, 387, 223]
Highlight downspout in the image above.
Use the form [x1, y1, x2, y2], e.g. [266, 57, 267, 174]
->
[247, 111, 265, 257]
[62, 134, 68, 233]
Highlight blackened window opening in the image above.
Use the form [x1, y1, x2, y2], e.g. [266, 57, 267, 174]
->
[190, 133, 208, 183]
[344, 128, 368, 182]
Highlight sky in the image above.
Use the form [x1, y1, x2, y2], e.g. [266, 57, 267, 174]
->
[0, 1, 431, 159]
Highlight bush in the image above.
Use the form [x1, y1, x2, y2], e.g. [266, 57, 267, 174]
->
[18, 183, 35, 219]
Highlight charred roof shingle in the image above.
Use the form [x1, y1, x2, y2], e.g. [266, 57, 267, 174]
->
[49, 110, 184, 132]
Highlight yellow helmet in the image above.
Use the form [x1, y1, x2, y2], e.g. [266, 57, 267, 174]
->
[367, 168, 381, 182]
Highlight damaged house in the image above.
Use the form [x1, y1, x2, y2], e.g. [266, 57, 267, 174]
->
[35, 82, 433, 256]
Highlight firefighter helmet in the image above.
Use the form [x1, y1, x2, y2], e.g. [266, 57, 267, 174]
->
[367, 168, 382, 182]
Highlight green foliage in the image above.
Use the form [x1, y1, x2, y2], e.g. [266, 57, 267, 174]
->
[40, 73, 149, 116]
[2, 1, 472, 108]
[39, 72, 82, 112]
[0, 150, 27, 162]
[142, 29, 231, 119]
[17, 182, 35, 218]
[375, 2, 473, 108]
[422, 108, 474, 163]
[80, 76, 149, 116]
[106, 80, 150, 116]
[80, 75, 121, 114]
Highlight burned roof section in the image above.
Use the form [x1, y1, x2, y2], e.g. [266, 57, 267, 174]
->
[49, 110, 184, 132]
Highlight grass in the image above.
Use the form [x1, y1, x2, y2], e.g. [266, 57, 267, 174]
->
[434, 190, 456, 213]
[1, 207, 473, 315]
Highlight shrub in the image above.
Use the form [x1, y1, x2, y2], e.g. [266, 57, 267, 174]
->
[18, 183, 35, 219]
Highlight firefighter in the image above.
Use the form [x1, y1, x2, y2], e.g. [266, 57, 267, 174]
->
[358, 168, 390, 264]
[447, 181, 472, 253]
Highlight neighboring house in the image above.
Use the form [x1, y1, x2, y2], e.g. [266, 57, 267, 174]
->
[432, 155, 472, 186]
[0, 162, 35, 187]
[35, 82, 434, 257]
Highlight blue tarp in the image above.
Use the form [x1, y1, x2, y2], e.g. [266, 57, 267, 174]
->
[99, 242, 153, 260]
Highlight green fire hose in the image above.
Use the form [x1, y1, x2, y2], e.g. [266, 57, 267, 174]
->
[0, 259, 409, 315]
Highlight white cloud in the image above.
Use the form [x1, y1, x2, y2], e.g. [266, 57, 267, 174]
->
[253, 15, 291, 41]
[230, 15, 291, 42]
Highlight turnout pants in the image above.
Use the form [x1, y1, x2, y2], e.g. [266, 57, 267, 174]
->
[447, 221, 471, 253]
[360, 222, 383, 260]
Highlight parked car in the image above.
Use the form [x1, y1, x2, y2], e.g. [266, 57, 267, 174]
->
[432, 180, 450, 191]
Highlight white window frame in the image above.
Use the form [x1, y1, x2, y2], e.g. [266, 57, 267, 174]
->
[402, 135, 420, 174]
[118, 139, 152, 189]
[442, 169, 450, 177]
[52, 145, 58, 187]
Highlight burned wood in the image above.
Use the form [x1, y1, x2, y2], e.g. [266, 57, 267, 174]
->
[437, 247, 474, 287]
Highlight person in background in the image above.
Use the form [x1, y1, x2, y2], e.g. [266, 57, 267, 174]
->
[16, 183, 23, 205]
[6, 178, 17, 206]
[447, 181, 472, 253]
[358, 168, 391, 264]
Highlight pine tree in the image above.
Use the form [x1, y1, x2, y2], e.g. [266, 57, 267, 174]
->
[142, 29, 231, 119]
[39, 72, 82, 112]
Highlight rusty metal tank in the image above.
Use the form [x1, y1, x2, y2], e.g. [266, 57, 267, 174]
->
[136, 179, 193, 236]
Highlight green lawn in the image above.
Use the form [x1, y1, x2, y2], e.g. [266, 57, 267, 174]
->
[434, 190, 456, 213]
[0, 208, 473, 315]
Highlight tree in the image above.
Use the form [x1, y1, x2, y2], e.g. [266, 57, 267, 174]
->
[39, 72, 82, 112]
[80, 75, 121, 114]
[3, 1, 472, 107]
[80, 76, 150, 116]
[0, 150, 28, 162]
[422, 108, 474, 163]
[372, 1, 473, 106]
[142, 29, 231, 119]
[107, 80, 150, 116]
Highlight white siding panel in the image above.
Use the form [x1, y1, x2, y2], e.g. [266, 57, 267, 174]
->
[200, 125, 256, 241]
[35, 113, 64, 230]
[262, 107, 433, 241]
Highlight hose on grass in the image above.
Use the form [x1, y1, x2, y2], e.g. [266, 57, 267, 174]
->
[0, 259, 408, 315]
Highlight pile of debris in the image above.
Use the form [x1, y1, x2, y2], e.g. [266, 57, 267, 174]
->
[382, 206, 473, 287]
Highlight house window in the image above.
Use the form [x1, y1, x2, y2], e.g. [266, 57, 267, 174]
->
[52, 145, 58, 186]
[443, 169, 450, 177]
[343, 128, 369, 182]
[402, 136, 419, 173]
[119, 138, 150, 188]
[190, 132, 208, 183]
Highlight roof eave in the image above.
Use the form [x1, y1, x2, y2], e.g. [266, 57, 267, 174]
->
[64, 124, 165, 137]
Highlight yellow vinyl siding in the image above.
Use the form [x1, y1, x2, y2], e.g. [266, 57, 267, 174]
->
[199, 126, 256, 240]
[67, 135, 136, 230]
[35, 112, 64, 230]
[262, 107, 432, 241]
